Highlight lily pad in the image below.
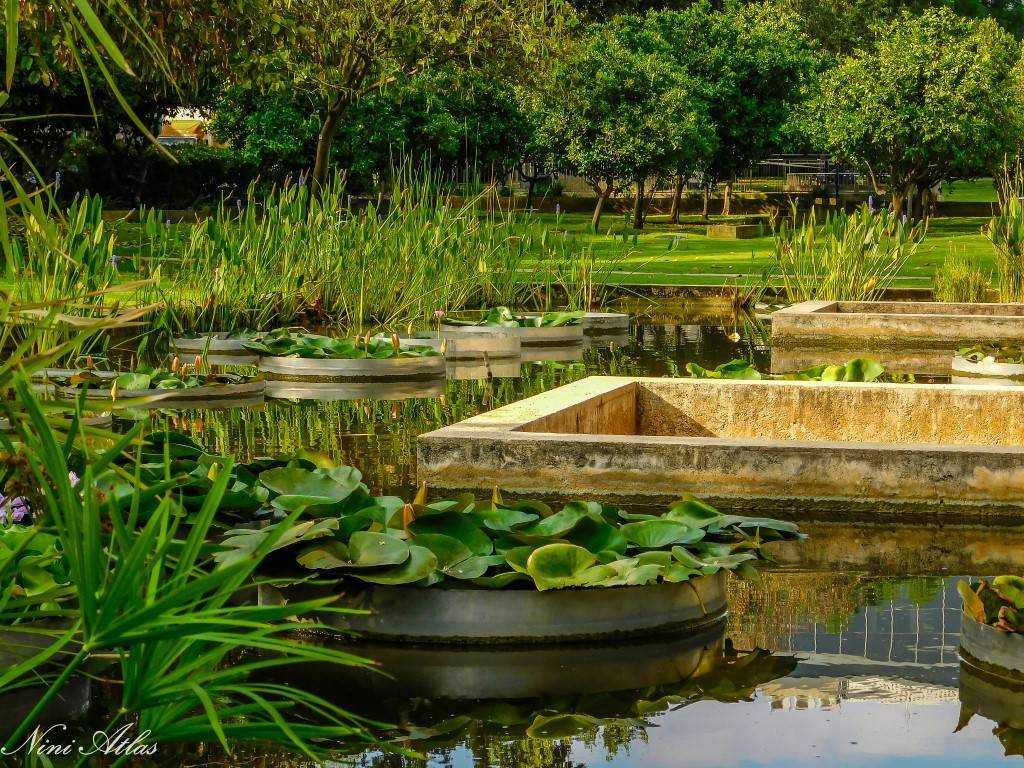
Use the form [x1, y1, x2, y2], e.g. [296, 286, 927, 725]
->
[526, 543, 598, 591]
[348, 545, 438, 585]
[620, 520, 704, 548]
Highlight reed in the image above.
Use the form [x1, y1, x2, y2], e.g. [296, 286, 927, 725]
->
[769, 203, 923, 302]
[985, 159, 1024, 302]
[932, 246, 990, 302]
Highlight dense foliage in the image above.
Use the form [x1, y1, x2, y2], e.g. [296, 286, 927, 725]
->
[960, 576, 1024, 633]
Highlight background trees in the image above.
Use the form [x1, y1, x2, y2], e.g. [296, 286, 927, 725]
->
[805, 7, 1024, 217]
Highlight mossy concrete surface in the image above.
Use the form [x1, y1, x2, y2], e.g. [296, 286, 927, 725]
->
[417, 376, 1024, 520]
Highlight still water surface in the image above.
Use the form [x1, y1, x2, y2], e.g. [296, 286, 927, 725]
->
[174, 305, 1023, 766]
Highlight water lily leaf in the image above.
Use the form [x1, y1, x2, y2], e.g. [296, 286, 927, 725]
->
[526, 543, 597, 591]
[470, 505, 539, 532]
[958, 579, 987, 622]
[469, 702, 533, 726]
[993, 576, 1024, 610]
[620, 520, 704, 548]
[526, 713, 603, 739]
[671, 546, 707, 569]
[667, 496, 724, 528]
[348, 545, 437, 585]
[296, 540, 350, 570]
[504, 546, 535, 573]
[347, 531, 410, 568]
[448, 555, 503, 580]
[686, 359, 761, 380]
[662, 564, 701, 583]
[215, 518, 339, 568]
[565, 516, 627, 554]
[636, 550, 673, 567]
[520, 503, 591, 538]
[409, 512, 493, 555]
[401, 715, 473, 741]
[113, 372, 153, 390]
[412, 533, 473, 571]
[260, 465, 362, 498]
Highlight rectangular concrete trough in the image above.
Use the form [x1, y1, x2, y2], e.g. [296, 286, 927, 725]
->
[770, 300, 1024, 375]
[417, 376, 1024, 521]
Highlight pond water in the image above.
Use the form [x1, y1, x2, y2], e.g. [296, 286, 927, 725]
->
[149, 302, 1021, 765]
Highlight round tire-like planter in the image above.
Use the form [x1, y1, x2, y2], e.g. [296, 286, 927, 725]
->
[582, 311, 630, 335]
[520, 344, 584, 363]
[60, 380, 266, 410]
[584, 331, 630, 350]
[265, 379, 445, 402]
[952, 353, 1024, 386]
[960, 614, 1024, 680]
[329, 571, 726, 644]
[959, 658, 1024, 734]
[372, 330, 521, 360]
[441, 322, 583, 348]
[172, 334, 260, 365]
[258, 355, 445, 383]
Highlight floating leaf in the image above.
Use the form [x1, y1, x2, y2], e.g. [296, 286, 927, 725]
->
[348, 545, 437, 585]
[620, 520, 704, 548]
[347, 531, 410, 568]
[526, 543, 597, 591]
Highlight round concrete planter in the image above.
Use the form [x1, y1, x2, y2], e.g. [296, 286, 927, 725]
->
[0, 413, 111, 432]
[441, 322, 583, 348]
[60, 380, 266, 410]
[329, 571, 726, 644]
[520, 344, 584, 363]
[584, 331, 630, 350]
[959, 658, 1024, 734]
[258, 354, 445, 383]
[265, 379, 445, 402]
[961, 614, 1024, 679]
[952, 353, 1024, 386]
[172, 334, 260, 365]
[372, 330, 521, 360]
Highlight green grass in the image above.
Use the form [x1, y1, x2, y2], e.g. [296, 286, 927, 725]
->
[939, 178, 998, 203]
[532, 213, 996, 289]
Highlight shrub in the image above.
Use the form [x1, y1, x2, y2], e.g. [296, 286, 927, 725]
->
[985, 160, 1024, 302]
[933, 248, 990, 302]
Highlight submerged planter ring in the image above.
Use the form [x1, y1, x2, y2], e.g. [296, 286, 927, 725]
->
[952, 353, 1024, 385]
[961, 614, 1024, 679]
[61, 380, 266, 410]
[172, 334, 260, 365]
[441, 322, 583, 348]
[373, 330, 521, 360]
[582, 312, 630, 335]
[258, 354, 445, 383]
[265, 379, 445, 402]
[331, 571, 726, 644]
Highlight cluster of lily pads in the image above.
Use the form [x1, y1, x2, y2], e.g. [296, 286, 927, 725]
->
[56, 367, 250, 392]
[958, 344, 1024, 365]
[959, 576, 1024, 633]
[686, 358, 884, 382]
[242, 328, 439, 359]
[211, 454, 803, 590]
[444, 307, 585, 328]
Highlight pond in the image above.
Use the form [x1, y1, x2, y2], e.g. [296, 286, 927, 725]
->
[130, 303, 1022, 765]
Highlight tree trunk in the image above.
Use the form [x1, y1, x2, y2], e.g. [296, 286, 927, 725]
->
[721, 179, 733, 216]
[632, 178, 646, 230]
[890, 188, 906, 217]
[525, 178, 536, 211]
[701, 187, 710, 219]
[669, 174, 684, 224]
[592, 185, 612, 233]
[311, 98, 347, 190]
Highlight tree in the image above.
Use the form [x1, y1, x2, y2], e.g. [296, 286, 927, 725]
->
[805, 8, 1024, 217]
[639, 3, 814, 215]
[235, 0, 560, 189]
[540, 17, 714, 231]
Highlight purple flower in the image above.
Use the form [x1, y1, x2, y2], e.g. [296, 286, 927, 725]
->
[434, 309, 446, 319]
[0, 494, 29, 525]
[555, 203, 562, 215]
[68, 471, 81, 487]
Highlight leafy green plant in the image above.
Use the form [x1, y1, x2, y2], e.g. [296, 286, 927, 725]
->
[444, 307, 585, 328]
[933, 247, 990, 303]
[959, 576, 1024, 633]
[958, 344, 1024, 364]
[244, 328, 439, 359]
[985, 159, 1024, 302]
[215, 472, 803, 591]
[769, 203, 923, 302]
[55, 365, 252, 392]
[686, 358, 885, 382]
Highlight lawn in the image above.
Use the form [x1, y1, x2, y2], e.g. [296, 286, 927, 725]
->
[534, 212, 996, 288]
[939, 178, 998, 203]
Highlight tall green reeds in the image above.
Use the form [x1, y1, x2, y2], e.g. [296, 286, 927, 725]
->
[769, 203, 923, 302]
[985, 160, 1024, 302]
[933, 246, 990, 302]
[155, 172, 582, 335]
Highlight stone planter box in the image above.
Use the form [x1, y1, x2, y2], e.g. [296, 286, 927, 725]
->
[772, 300, 1024, 353]
[960, 614, 1024, 679]
[172, 334, 260, 365]
[707, 223, 763, 239]
[329, 572, 726, 644]
[373, 329, 521, 360]
[771, 346, 954, 377]
[951, 353, 1024, 386]
[442, 322, 583, 348]
[265, 379, 444, 401]
[61, 380, 266, 410]
[258, 355, 445, 383]
[418, 376, 1024, 519]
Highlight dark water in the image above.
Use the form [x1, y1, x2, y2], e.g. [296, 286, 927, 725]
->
[168, 304, 1023, 767]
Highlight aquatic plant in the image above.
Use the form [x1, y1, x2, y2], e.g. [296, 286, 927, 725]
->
[959, 576, 1024, 633]
[213, 468, 803, 590]
[244, 328, 439, 359]
[985, 159, 1024, 303]
[932, 248, 990, 303]
[54, 366, 252, 392]
[686, 358, 885, 382]
[957, 344, 1024, 365]
[444, 307, 585, 328]
[768, 203, 923, 302]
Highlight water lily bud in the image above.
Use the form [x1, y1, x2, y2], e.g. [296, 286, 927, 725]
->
[391, 334, 400, 352]
[171, 356, 180, 373]
[401, 503, 416, 534]
[194, 355, 203, 370]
